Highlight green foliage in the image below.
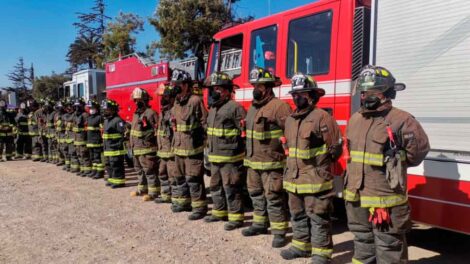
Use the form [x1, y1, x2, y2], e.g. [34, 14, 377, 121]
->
[6, 57, 32, 89]
[103, 12, 144, 61]
[32, 74, 70, 101]
[149, 0, 233, 60]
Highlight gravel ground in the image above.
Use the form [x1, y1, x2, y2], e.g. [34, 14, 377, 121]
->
[0, 160, 469, 264]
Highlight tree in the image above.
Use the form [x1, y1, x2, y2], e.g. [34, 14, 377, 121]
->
[67, 0, 110, 69]
[103, 12, 144, 61]
[7, 57, 31, 90]
[32, 73, 70, 101]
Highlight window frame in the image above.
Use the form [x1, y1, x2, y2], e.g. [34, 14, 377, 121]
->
[248, 24, 279, 74]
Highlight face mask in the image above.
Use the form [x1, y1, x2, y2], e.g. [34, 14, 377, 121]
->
[173, 86, 182, 95]
[294, 96, 309, 110]
[136, 101, 145, 110]
[363, 95, 381, 110]
[90, 109, 97, 115]
[253, 88, 263, 100]
[161, 98, 169, 106]
[211, 91, 221, 101]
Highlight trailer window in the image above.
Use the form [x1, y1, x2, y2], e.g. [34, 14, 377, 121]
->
[250, 25, 277, 74]
[287, 11, 332, 77]
[218, 34, 243, 78]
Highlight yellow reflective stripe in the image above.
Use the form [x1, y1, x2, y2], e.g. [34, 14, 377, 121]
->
[246, 129, 283, 140]
[19, 122, 29, 126]
[283, 180, 333, 194]
[86, 143, 103, 148]
[72, 128, 85, 132]
[352, 258, 363, 264]
[70, 164, 80, 169]
[148, 186, 160, 193]
[228, 213, 244, 222]
[130, 129, 153, 137]
[156, 129, 167, 137]
[102, 133, 122, 139]
[80, 166, 92, 171]
[73, 141, 87, 146]
[173, 145, 204, 156]
[212, 209, 228, 218]
[350, 150, 384, 166]
[32, 155, 43, 159]
[103, 149, 127, 157]
[172, 197, 190, 205]
[207, 127, 240, 137]
[157, 151, 174, 158]
[208, 153, 244, 163]
[176, 123, 200, 132]
[65, 160, 70, 165]
[0, 133, 14, 137]
[292, 239, 312, 252]
[243, 159, 285, 170]
[253, 214, 268, 223]
[359, 194, 408, 208]
[108, 178, 126, 184]
[270, 221, 289, 230]
[86, 127, 100, 131]
[191, 201, 207, 208]
[343, 189, 360, 202]
[65, 139, 74, 143]
[133, 148, 156, 156]
[312, 247, 333, 258]
[19, 132, 30, 136]
[288, 144, 327, 159]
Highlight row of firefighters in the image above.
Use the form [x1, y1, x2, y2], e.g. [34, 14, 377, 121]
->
[0, 65, 430, 264]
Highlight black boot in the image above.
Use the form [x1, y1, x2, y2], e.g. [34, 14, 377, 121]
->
[241, 225, 268, 236]
[272, 234, 288, 248]
[171, 205, 191, 213]
[224, 221, 243, 231]
[111, 183, 125, 189]
[204, 215, 227, 223]
[188, 211, 206, 221]
[280, 247, 311, 260]
[154, 197, 171, 204]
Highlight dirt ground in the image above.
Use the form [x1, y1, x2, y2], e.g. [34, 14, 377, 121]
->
[0, 160, 469, 264]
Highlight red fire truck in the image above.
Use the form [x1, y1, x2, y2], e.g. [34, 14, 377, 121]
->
[105, 0, 470, 234]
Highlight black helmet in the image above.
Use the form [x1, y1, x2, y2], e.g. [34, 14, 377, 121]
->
[157, 83, 177, 97]
[354, 65, 405, 98]
[204, 72, 240, 90]
[289, 73, 325, 97]
[73, 98, 86, 107]
[86, 99, 100, 109]
[101, 99, 119, 111]
[249, 67, 281, 86]
[171, 69, 192, 84]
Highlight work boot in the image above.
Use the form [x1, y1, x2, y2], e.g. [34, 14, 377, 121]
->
[312, 255, 331, 264]
[111, 183, 125, 189]
[32, 159, 40, 162]
[224, 221, 243, 231]
[93, 172, 104, 180]
[280, 247, 311, 260]
[130, 190, 145, 197]
[56, 161, 65, 166]
[171, 205, 191, 213]
[154, 197, 171, 204]
[40, 159, 47, 162]
[272, 234, 288, 248]
[105, 181, 112, 187]
[142, 194, 157, 202]
[188, 211, 206, 221]
[204, 215, 227, 223]
[241, 225, 268, 237]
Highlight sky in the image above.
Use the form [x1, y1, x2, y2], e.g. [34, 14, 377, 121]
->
[0, 0, 314, 88]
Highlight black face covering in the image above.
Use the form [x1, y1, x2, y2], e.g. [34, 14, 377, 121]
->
[161, 98, 169, 106]
[173, 86, 182, 95]
[294, 96, 309, 110]
[136, 101, 145, 111]
[363, 95, 381, 110]
[253, 88, 263, 100]
[211, 91, 221, 101]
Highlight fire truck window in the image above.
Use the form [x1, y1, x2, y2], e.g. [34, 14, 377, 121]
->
[287, 11, 332, 77]
[219, 34, 243, 78]
[250, 25, 277, 74]
[209, 42, 220, 75]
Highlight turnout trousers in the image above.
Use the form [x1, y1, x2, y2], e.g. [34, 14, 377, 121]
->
[346, 201, 411, 264]
[209, 162, 245, 223]
[247, 168, 289, 235]
[172, 154, 207, 214]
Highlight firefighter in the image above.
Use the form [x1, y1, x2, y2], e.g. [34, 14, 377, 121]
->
[344, 65, 430, 264]
[72, 98, 92, 176]
[15, 102, 32, 159]
[203, 72, 246, 231]
[29, 99, 45, 162]
[280, 74, 342, 263]
[241, 67, 292, 248]
[102, 99, 126, 188]
[54, 101, 66, 166]
[86, 100, 105, 179]
[170, 69, 208, 220]
[0, 100, 15, 161]
[63, 99, 75, 171]
[129, 87, 160, 201]
[38, 99, 49, 162]
[154, 83, 177, 204]
[45, 99, 58, 163]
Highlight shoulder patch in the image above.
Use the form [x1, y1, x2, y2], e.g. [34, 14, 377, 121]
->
[321, 125, 329, 133]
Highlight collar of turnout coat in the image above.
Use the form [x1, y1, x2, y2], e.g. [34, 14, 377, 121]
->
[291, 105, 314, 119]
[252, 93, 275, 108]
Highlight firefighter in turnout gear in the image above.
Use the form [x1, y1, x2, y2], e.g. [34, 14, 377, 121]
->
[72, 98, 91, 176]
[129, 87, 161, 201]
[280, 74, 342, 263]
[203, 72, 247, 231]
[45, 99, 58, 163]
[38, 99, 49, 162]
[242, 67, 292, 248]
[63, 100, 75, 171]
[154, 83, 177, 204]
[86, 100, 105, 179]
[170, 69, 208, 220]
[0, 100, 15, 161]
[54, 101, 66, 166]
[15, 102, 32, 159]
[344, 65, 430, 264]
[29, 100, 44, 162]
[102, 99, 126, 188]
